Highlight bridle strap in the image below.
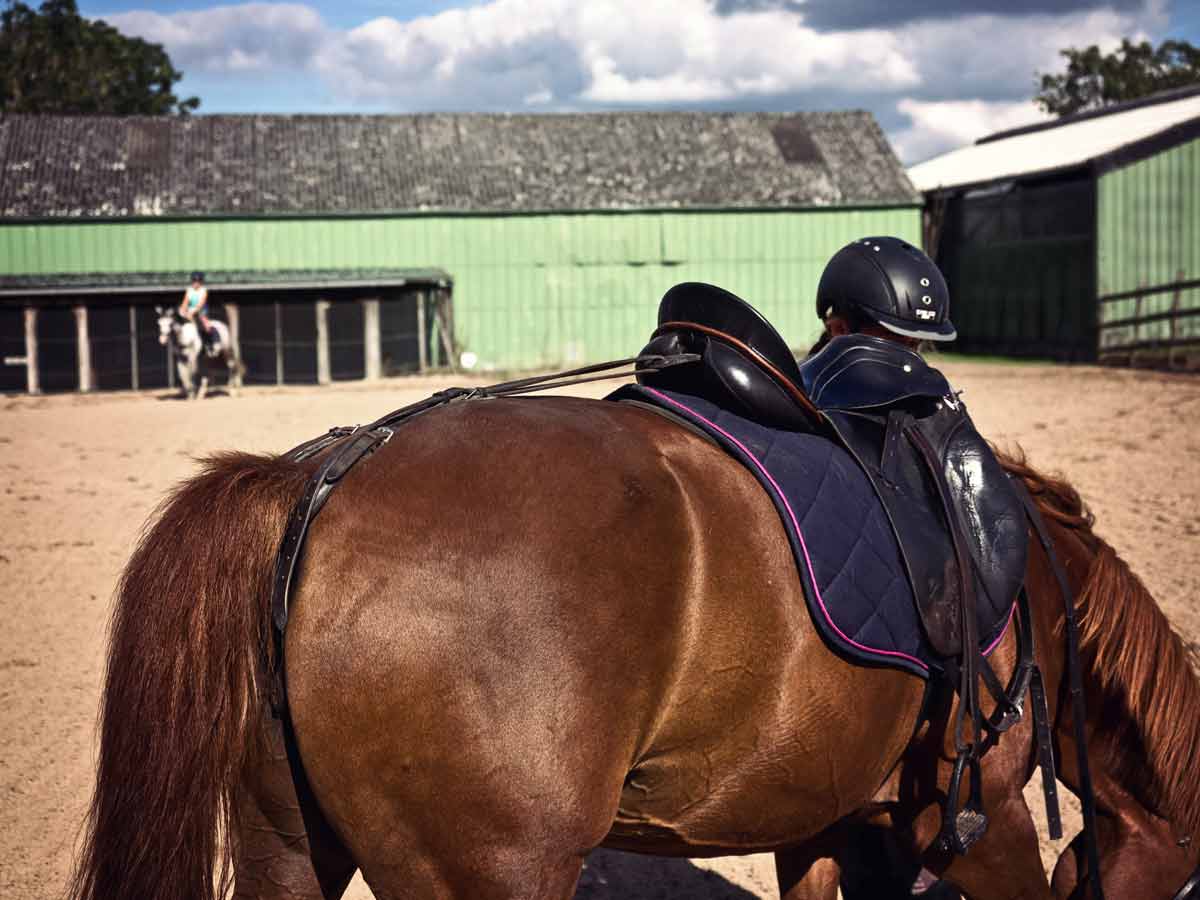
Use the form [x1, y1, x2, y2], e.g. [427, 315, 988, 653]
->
[1013, 479, 1105, 900]
[1173, 864, 1200, 900]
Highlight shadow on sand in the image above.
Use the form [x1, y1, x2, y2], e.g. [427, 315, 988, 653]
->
[156, 387, 235, 401]
[573, 850, 760, 899]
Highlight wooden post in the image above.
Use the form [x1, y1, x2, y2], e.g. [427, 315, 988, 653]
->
[24, 306, 39, 395]
[315, 298, 332, 385]
[436, 290, 456, 372]
[430, 294, 442, 370]
[129, 305, 139, 391]
[416, 290, 428, 373]
[363, 297, 381, 380]
[75, 304, 92, 392]
[225, 301, 241, 359]
[274, 301, 284, 385]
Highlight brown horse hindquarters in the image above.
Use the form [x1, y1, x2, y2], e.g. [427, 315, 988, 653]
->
[284, 397, 926, 897]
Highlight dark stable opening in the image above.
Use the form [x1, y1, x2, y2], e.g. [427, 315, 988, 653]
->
[36, 306, 78, 393]
[380, 291, 420, 375]
[328, 299, 365, 380]
[0, 307, 26, 393]
[280, 300, 318, 385]
[136, 305, 170, 390]
[238, 300, 279, 385]
[87, 305, 133, 391]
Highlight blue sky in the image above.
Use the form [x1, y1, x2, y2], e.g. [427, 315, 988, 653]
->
[79, 1, 1200, 164]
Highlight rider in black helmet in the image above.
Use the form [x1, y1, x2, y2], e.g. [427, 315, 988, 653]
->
[811, 236, 955, 354]
[809, 238, 960, 899]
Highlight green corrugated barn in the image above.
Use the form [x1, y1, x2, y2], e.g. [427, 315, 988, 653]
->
[0, 112, 920, 393]
[910, 86, 1200, 366]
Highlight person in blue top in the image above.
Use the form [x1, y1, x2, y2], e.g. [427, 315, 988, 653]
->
[179, 271, 215, 351]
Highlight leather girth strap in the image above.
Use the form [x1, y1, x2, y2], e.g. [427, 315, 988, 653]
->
[1012, 478, 1105, 900]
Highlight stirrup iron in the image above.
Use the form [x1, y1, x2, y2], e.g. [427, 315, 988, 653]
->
[938, 753, 988, 855]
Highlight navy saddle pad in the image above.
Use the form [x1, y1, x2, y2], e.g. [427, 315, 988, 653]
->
[610, 385, 1012, 679]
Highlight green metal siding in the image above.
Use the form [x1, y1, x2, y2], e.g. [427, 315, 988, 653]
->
[0, 208, 920, 369]
[1097, 137, 1200, 351]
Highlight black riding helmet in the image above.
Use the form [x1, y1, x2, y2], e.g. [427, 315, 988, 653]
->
[816, 237, 956, 342]
[190, 271, 205, 283]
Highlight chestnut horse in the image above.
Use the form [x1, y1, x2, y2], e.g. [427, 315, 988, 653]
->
[70, 395, 1200, 900]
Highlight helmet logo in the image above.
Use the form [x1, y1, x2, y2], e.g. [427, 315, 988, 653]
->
[916, 309, 937, 320]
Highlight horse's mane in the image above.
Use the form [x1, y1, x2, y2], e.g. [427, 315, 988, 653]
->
[997, 448, 1200, 838]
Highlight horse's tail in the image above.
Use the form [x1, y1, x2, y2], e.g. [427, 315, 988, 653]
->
[70, 452, 311, 900]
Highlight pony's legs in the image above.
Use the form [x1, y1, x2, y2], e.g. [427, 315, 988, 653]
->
[228, 355, 243, 395]
[233, 718, 358, 900]
[176, 357, 192, 398]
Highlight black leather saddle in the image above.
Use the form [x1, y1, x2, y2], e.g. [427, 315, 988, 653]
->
[636, 282, 819, 431]
[800, 335, 1027, 658]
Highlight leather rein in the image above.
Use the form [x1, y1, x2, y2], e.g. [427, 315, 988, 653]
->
[1175, 865, 1200, 900]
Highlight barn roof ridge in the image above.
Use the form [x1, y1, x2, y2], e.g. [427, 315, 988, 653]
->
[0, 110, 918, 219]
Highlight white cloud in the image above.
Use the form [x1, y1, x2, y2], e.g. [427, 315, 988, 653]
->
[106, 3, 327, 74]
[892, 98, 1050, 164]
[888, 7, 1155, 162]
[102, 0, 1168, 161]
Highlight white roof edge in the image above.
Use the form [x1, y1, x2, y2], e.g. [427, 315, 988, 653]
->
[907, 94, 1200, 193]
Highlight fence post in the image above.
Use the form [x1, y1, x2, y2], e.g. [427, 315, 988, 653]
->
[315, 298, 332, 385]
[436, 289, 456, 372]
[24, 306, 39, 395]
[416, 290, 428, 373]
[363, 297, 381, 380]
[75, 304, 92, 392]
[225, 301, 241, 359]
[129, 305, 139, 391]
[274, 301, 284, 385]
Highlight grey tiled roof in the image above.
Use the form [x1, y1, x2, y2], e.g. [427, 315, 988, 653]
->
[0, 112, 917, 218]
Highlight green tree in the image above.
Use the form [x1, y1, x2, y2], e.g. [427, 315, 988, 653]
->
[0, 0, 200, 114]
[1035, 38, 1200, 117]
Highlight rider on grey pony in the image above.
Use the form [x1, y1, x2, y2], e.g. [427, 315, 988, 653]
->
[179, 271, 217, 352]
[810, 236, 955, 355]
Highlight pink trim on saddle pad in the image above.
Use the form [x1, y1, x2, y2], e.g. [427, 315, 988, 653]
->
[983, 602, 1016, 656]
[644, 388, 1018, 672]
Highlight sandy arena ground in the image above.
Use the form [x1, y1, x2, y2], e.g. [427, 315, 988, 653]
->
[2, 361, 1198, 899]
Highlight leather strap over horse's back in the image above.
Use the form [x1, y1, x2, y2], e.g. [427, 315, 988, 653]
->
[267, 354, 701, 716]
